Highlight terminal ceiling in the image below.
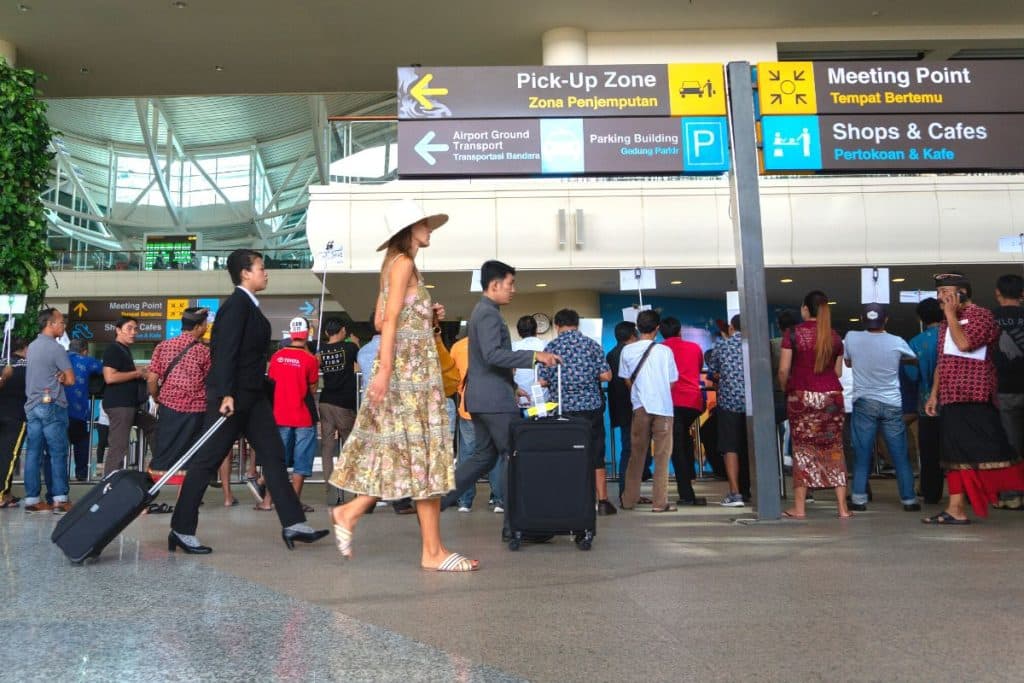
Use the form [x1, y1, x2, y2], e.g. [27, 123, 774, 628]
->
[2, 0, 1023, 97]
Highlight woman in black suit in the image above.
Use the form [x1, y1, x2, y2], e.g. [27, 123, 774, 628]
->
[168, 249, 328, 553]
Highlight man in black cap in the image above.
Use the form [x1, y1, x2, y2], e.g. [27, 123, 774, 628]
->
[923, 271, 1024, 524]
[843, 303, 918, 512]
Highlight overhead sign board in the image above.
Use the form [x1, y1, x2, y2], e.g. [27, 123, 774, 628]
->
[762, 113, 1024, 172]
[398, 117, 729, 176]
[758, 60, 1024, 115]
[69, 299, 166, 320]
[397, 64, 726, 119]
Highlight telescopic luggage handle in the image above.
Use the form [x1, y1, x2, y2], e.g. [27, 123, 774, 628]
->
[534, 361, 563, 418]
[148, 415, 227, 495]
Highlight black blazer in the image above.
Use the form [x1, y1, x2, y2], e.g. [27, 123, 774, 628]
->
[206, 287, 271, 403]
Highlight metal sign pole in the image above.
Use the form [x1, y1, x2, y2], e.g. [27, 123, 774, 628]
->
[725, 61, 782, 521]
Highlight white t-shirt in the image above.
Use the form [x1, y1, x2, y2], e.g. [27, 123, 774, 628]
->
[511, 336, 547, 397]
[843, 330, 916, 408]
[618, 339, 678, 417]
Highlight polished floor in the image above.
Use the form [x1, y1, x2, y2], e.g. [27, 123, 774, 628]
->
[3, 477, 1024, 682]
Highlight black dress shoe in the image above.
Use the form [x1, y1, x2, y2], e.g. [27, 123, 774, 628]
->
[849, 502, 868, 512]
[597, 499, 618, 515]
[282, 528, 330, 550]
[167, 532, 212, 554]
[677, 497, 708, 506]
[903, 503, 922, 512]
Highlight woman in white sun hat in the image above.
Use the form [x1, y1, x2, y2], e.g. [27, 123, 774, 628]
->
[328, 199, 478, 572]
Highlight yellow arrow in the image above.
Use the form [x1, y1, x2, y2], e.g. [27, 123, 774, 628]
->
[73, 302, 88, 317]
[410, 74, 448, 110]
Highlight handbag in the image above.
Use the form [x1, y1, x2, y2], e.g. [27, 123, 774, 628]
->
[434, 334, 460, 397]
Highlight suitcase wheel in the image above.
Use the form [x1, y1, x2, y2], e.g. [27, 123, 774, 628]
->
[575, 530, 594, 551]
[507, 531, 522, 551]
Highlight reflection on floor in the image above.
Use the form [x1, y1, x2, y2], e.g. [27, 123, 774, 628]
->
[3, 478, 1024, 682]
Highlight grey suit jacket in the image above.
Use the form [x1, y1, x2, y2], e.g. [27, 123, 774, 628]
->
[464, 296, 536, 414]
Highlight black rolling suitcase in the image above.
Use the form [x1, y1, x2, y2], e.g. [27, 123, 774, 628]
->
[507, 366, 596, 551]
[52, 416, 226, 563]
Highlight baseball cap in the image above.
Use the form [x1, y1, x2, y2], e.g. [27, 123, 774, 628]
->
[288, 317, 310, 340]
[862, 303, 887, 330]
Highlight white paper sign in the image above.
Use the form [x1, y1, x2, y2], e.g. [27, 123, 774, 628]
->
[620, 305, 651, 324]
[469, 269, 482, 292]
[579, 318, 603, 344]
[998, 234, 1024, 253]
[619, 268, 656, 291]
[726, 290, 740, 320]
[860, 267, 890, 304]
[899, 290, 937, 304]
[0, 294, 28, 315]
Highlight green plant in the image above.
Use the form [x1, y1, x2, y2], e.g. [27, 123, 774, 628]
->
[0, 57, 54, 341]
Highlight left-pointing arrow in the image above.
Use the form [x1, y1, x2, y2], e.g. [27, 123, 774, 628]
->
[414, 131, 450, 166]
[410, 74, 449, 110]
[73, 302, 88, 317]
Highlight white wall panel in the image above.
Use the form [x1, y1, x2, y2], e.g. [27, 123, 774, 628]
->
[937, 190, 1014, 263]
[495, 193, 572, 269]
[568, 192, 644, 267]
[420, 197, 496, 271]
[642, 192, 721, 267]
[788, 191, 867, 265]
[863, 190, 941, 264]
[759, 192, 794, 266]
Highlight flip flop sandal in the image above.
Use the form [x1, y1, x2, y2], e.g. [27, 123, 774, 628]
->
[0, 497, 20, 509]
[253, 505, 274, 511]
[637, 496, 654, 505]
[922, 511, 970, 525]
[782, 511, 806, 519]
[423, 552, 479, 572]
[224, 499, 239, 507]
[301, 504, 315, 513]
[147, 503, 174, 514]
[333, 523, 353, 558]
[652, 504, 678, 512]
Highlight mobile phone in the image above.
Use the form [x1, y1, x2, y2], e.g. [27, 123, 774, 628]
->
[958, 291, 968, 304]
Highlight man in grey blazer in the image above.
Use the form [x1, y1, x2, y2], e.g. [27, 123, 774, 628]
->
[441, 260, 559, 537]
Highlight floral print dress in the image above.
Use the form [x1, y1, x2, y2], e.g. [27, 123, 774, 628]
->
[328, 274, 454, 500]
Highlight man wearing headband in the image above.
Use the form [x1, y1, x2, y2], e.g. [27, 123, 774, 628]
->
[922, 272, 1024, 524]
[148, 308, 212, 482]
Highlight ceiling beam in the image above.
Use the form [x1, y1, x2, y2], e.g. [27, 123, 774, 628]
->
[134, 98, 181, 226]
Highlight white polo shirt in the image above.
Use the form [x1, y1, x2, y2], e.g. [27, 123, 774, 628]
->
[618, 339, 678, 417]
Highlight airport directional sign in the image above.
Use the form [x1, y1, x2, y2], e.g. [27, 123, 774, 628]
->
[397, 116, 730, 177]
[758, 60, 1024, 115]
[761, 113, 1024, 172]
[397, 64, 726, 119]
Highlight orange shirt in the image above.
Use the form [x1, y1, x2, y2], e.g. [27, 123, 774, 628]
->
[450, 337, 471, 420]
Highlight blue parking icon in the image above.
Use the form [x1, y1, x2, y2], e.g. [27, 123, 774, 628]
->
[762, 116, 822, 171]
[681, 117, 729, 173]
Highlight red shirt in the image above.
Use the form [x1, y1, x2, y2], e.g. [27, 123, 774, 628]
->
[267, 346, 319, 427]
[782, 321, 844, 393]
[937, 303, 999, 406]
[662, 337, 704, 411]
[149, 334, 211, 414]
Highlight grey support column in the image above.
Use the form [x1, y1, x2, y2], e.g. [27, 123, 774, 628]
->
[725, 61, 781, 520]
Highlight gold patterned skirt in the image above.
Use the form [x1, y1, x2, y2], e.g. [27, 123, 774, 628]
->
[328, 329, 454, 500]
[788, 390, 848, 489]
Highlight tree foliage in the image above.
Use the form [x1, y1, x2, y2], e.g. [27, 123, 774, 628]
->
[0, 57, 54, 341]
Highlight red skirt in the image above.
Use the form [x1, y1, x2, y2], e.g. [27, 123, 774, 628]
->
[946, 461, 1024, 517]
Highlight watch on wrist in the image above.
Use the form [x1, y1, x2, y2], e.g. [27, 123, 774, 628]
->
[433, 326, 442, 335]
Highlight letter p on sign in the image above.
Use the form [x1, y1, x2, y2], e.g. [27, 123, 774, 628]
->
[682, 117, 730, 172]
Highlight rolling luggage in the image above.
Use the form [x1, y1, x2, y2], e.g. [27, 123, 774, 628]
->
[52, 416, 226, 564]
[507, 365, 596, 551]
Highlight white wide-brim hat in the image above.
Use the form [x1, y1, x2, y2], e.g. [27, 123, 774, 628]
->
[377, 199, 448, 252]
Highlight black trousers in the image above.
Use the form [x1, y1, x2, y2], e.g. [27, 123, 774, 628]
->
[68, 417, 89, 480]
[171, 392, 304, 535]
[671, 406, 702, 501]
[0, 417, 26, 495]
[442, 411, 516, 532]
[918, 414, 944, 503]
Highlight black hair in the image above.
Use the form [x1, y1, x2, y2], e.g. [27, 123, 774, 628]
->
[324, 317, 346, 336]
[12, 337, 28, 353]
[636, 309, 661, 334]
[916, 297, 943, 325]
[68, 338, 88, 353]
[996, 273, 1023, 300]
[516, 315, 537, 338]
[36, 307, 59, 332]
[480, 260, 515, 291]
[227, 248, 263, 286]
[115, 316, 138, 330]
[180, 307, 206, 331]
[614, 321, 638, 344]
[777, 309, 799, 332]
[659, 316, 681, 339]
[730, 314, 742, 332]
[553, 308, 579, 328]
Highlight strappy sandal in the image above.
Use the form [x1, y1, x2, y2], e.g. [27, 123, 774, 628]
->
[423, 552, 479, 572]
[922, 511, 970, 525]
[301, 503, 315, 513]
[333, 523, 353, 558]
[0, 495, 20, 509]
[651, 504, 678, 512]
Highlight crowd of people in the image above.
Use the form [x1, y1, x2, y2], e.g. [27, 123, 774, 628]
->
[1, 199, 1022, 569]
